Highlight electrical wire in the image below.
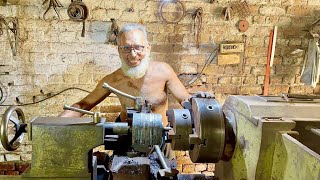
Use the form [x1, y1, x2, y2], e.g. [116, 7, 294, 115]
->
[185, 46, 219, 87]
[0, 82, 7, 104]
[0, 87, 91, 107]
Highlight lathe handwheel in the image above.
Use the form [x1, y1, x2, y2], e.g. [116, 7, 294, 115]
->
[189, 98, 225, 163]
[1, 106, 25, 151]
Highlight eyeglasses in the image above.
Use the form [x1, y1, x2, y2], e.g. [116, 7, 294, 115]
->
[119, 45, 145, 53]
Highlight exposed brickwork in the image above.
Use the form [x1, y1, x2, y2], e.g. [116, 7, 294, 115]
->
[0, 0, 320, 177]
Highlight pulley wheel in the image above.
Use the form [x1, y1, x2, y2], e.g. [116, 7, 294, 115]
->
[1, 106, 26, 151]
[132, 113, 163, 152]
[189, 98, 225, 163]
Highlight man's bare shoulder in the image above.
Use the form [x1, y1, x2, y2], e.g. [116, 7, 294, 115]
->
[98, 68, 124, 85]
[150, 61, 174, 73]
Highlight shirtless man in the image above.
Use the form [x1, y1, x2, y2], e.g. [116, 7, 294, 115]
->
[60, 23, 210, 126]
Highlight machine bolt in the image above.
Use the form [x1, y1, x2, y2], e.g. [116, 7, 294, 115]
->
[207, 105, 214, 111]
[182, 113, 188, 119]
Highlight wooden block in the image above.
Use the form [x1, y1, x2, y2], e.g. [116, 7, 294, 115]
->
[220, 43, 244, 53]
[218, 54, 241, 65]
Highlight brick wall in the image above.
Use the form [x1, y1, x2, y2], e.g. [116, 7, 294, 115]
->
[0, 0, 320, 176]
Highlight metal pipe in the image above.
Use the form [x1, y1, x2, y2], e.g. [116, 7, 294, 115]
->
[103, 83, 137, 101]
[103, 122, 129, 135]
[154, 145, 169, 169]
[63, 105, 94, 115]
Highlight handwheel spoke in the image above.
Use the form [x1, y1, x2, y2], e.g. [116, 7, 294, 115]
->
[9, 116, 20, 127]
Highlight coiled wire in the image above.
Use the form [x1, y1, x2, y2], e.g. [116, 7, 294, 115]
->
[67, 0, 88, 37]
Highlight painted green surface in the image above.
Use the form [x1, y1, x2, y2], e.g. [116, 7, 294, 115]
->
[22, 123, 104, 178]
[272, 133, 320, 180]
[217, 95, 319, 180]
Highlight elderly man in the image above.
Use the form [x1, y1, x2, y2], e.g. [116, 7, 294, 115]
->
[60, 23, 211, 126]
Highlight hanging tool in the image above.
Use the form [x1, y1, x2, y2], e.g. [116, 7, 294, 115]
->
[263, 30, 274, 96]
[0, 15, 18, 56]
[224, 6, 231, 21]
[301, 38, 320, 87]
[42, 0, 63, 21]
[192, 7, 203, 48]
[67, 0, 88, 37]
[108, 18, 119, 45]
[159, 0, 185, 24]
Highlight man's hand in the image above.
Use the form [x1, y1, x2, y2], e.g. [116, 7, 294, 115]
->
[191, 91, 214, 98]
[182, 91, 214, 109]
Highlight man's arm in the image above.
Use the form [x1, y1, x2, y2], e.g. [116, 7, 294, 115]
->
[59, 78, 111, 117]
[164, 63, 214, 108]
[163, 63, 192, 106]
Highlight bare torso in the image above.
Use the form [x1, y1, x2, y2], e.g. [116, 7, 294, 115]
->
[103, 61, 170, 126]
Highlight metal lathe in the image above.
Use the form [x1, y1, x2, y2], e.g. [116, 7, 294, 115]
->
[0, 85, 319, 179]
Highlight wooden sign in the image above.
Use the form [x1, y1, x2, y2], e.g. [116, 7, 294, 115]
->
[218, 54, 241, 65]
[220, 43, 244, 53]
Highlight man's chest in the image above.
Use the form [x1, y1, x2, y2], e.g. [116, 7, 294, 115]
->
[111, 77, 167, 107]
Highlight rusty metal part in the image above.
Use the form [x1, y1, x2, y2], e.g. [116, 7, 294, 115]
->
[0, 106, 26, 151]
[189, 98, 225, 163]
[108, 18, 119, 45]
[42, 0, 63, 21]
[192, 7, 203, 48]
[159, 0, 185, 24]
[111, 156, 150, 180]
[238, 20, 249, 32]
[67, 0, 88, 37]
[167, 109, 192, 151]
[132, 113, 163, 152]
[103, 122, 129, 135]
[0, 16, 18, 56]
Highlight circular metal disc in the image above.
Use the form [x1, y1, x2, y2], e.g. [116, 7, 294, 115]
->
[239, 20, 249, 32]
[189, 98, 225, 163]
[170, 109, 192, 151]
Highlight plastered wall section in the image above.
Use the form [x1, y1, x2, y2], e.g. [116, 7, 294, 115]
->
[0, 0, 320, 175]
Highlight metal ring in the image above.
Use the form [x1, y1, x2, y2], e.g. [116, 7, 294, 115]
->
[159, 0, 185, 24]
[0, 106, 25, 151]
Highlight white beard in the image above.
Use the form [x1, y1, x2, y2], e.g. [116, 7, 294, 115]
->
[120, 53, 150, 79]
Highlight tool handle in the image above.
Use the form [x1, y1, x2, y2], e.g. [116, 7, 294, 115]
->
[63, 105, 94, 115]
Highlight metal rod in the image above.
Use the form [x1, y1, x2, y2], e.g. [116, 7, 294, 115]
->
[103, 83, 137, 100]
[163, 127, 172, 131]
[63, 105, 94, 115]
[154, 145, 169, 169]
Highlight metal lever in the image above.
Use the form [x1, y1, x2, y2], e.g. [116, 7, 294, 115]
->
[102, 83, 143, 112]
[63, 105, 101, 123]
[154, 145, 178, 178]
